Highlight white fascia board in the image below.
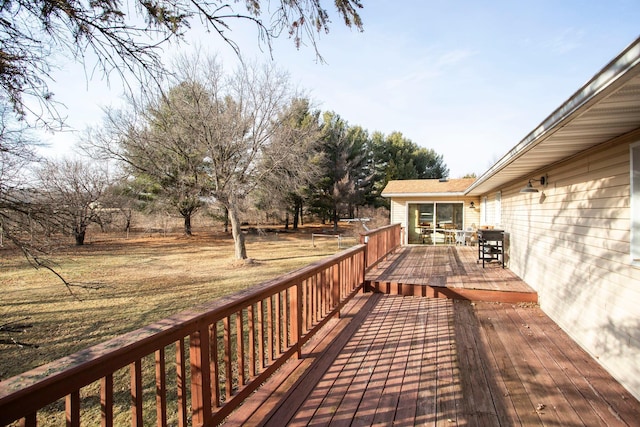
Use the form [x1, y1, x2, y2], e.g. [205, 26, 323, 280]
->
[382, 192, 467, 198]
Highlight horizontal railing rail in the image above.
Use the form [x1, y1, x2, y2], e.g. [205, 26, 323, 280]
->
[0, 225, 402, 426]
[360, 223, 402, 270]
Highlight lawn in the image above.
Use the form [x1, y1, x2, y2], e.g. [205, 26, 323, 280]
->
[0, 226, 357, 381]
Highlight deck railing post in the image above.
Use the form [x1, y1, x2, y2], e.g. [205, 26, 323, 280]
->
[190, 326, 212, 427]
[363, 238, 369, 270]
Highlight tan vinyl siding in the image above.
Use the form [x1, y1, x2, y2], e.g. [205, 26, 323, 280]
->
[390, 199, 406, 228]
[499, 136, 640, 400]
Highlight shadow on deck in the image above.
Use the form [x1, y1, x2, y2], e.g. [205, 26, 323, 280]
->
[226, 246, 640, 426]
[366, 245, 538, 303]
[227, 293, 640, 426]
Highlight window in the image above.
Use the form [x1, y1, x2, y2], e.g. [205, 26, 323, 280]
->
[631, 142, 640, 264]
[480, 196, 488, 225]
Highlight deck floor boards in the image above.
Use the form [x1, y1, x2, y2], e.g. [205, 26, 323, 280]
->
[366, 246, 537, 302]
[225, 246, 640, 426]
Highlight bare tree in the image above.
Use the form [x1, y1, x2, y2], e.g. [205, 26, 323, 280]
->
[35, 158, 110, 245]
[85, 54, 321, 259]
[254, 98, 323, 229]
[199, 59, 322, 259]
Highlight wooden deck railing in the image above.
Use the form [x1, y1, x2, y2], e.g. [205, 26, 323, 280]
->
[360, 223, 402, 270]
[0, 225, 401, 426]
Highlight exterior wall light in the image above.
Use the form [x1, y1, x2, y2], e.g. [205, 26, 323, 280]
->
[469, 201, 476, 208]
[520, 175, 548, 193]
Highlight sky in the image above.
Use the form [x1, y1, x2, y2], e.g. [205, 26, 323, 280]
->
[37, 0, 640, 178]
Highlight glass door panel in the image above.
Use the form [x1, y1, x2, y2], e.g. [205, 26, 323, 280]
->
[408, 203, 434, 244]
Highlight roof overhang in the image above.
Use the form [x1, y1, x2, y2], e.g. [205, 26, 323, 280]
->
[466, 37, 640, 196]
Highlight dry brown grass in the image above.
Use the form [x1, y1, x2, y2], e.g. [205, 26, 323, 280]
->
[0, 225, 358, 381]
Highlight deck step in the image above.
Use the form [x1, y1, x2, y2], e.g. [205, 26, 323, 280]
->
[366, 281, 538, 303]
[365, 246, 538, 304]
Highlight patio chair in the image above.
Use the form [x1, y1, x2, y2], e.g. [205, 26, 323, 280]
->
[421, 226, 432, 244]
[464, 227, 476, 246]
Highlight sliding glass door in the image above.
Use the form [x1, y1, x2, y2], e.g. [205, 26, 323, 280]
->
[408, 202, 463, 244]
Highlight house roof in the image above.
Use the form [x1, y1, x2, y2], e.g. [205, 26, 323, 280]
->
[381, 178, 476, 197]
[466, 36, 640, 196]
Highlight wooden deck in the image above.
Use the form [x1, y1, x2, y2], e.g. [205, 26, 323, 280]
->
[366, 245, 538, 303]
[226, 293, 640, 426]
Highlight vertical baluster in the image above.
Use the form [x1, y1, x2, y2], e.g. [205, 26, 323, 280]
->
[274, 292, 281, 356]
[290, 283, 302, 359]
[332, 263, 340, 316]
[267, 296, 273, 363]
[346, 257, 351, 291]
[209, 322, 220, 408]
[21, 413, 37, 427]
[311, 273, 320, 327]
[66, 390, 80, 427]
[248, 305, 256, 378]
[155, 349, 167, 427]
[345, 258, 350, 295]
[131, 360, 143, 426]
[305, 278, 312, 331]
[236, 310, 245, 387]
[323, 269, 328, 316]
[318, 272, 323, 319]
[176, 339, 187, 427]
[101, 373, 113, 427]
[312, 273, 318, 324]
[223, 317, 232, 400]
[301, 279, 307, 333]
[345, 258, 354, 295]
[360, 250, 365, 288]
[338, 259, 344, 298]
[257, 300, 264, 370]
[283, 289, 289, 348]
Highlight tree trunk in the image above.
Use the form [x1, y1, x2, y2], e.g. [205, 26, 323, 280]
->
[292, 198, 301, 230]
[285, 212, 289, 230]
[228, 205, 247, 259]
[183, 213, 192, 236]
[224, 207, 229, 233]
[120, 208, 132, 234]
[74, 228, 86, 246]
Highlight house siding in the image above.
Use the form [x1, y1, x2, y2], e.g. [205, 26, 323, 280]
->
[499, 133, 640, 400]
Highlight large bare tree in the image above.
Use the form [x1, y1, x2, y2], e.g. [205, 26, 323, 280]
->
[86, 54, 321, 259]
[200, 60, 321, 259]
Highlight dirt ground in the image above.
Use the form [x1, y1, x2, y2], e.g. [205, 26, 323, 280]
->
[0, 224, 359, 380]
